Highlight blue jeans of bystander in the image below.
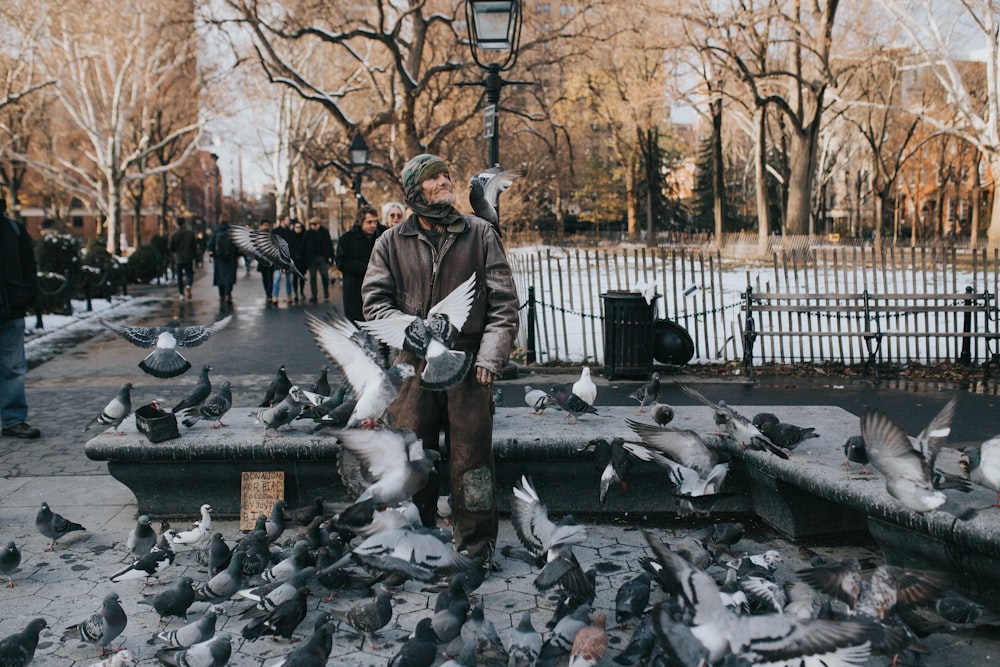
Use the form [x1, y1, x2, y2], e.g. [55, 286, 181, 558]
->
[272, 270, 294, 299]
[0, 317, 29, 428]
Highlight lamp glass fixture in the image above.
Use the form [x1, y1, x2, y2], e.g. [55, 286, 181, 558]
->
[470, 0, 516, 50]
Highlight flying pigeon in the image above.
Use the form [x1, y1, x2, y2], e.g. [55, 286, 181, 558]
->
[333, 428, 436, 507]
[357, 273, 477, 390]
[548, 383, 598, 424]
[305, 310, 416, 428]
[181, 382, 232, 429]
[679, 384, 788, 459]
[507, 611, 542, 667]
[962, 434, 1000, 506]
[469, 165, 524, 229]
[592, 437, 631, 506]
[0, 618, 47, 667]
[84, 382, 133, 435]
[331, 587, 393, 649]
[64, 591, 128, 656]
[126, 514, 157, 557]
[330, 527, 476, 582]
[103, 316, 232, 379]
[569, 612, 608, 667]
[629, 372, 660, 413]
[510, 475, 595, 599]
[137, 576, 196, 624]
[36, 501, 86, 551]
[0, 541, 21, 587]
[259, 365, 293, 408]
[241, 586, 310, 641]
[229, 224, 306, 280]
[153, 606, 221, 648]
[173, 365, 212, 413]
[388, 617, 437, 667]
[572, 366, 597, 407]
[524, 385, 552, 414]
[155, 631, 232, 667]
[254, 386, 304, 436]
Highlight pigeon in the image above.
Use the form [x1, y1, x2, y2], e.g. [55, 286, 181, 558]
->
[35, 501, 86, 551]
[333, 428, 436, 507]
[138, 576, 197, 623]
[84, 382, 133, 435]
[752, 413, 819, 450]
[239, 568, 315, 618]
[592, 437, 631, 506]
[547, 383, 598, 424]
[332, 588, 394, 649]
[171, 504, 213, 549]
[572, 366, 597, 407]
[194, 550, 246, 602]
[357, 273, 477, 390]
[524, 386, 553, 416]
[650, 402, 674, 426]
[389, 617, 437, 667]
[963, 434, 1000, 506]
[261, 500, 288, 545]
[229, 224, 306, 280]
[181, 381, 232, 429]
[468, 165, 524, 229]
[331, 527, 475, 582]
[261, 540, 311, 582]
[858, 399, 962, 512]
[510, 475, 594, 599]
[155, 631, 232, 667]
[254, 387, 305, 436]
[173, 365, 213, 413]
[623, 419, 729, 504]
[64, 591, 128, 656]
[539, 604, 591, 661]
[545, 567, 596, 630]
[259, 365, 293, 408]
[235, 530, 272, 578]
[86, 650, 133, 667]
[313, 365, 331, 398]
[431, 595, 468, 644]
[629, 372, 660, 413]
[287, 496, 327, 527]
[241, 586, 310, 641]
[0, 618, 47, 667]
[507, 611, 542, 667]
[679, 384, 789, 459]
[460, 598, 507, 664]
[205, 533, 232, 576]
[440, 641, 476, 667]
[109, 534, 175, 583]
[103, 316, 232, 379]
[612, 616, 655, 666]
[0, 540, 21, 587]
[305, 310, 416, 428]
[643, 531, 876, 665]
[267, 620, 335, 667]
[615, 573, 652, 627]
[153, 606, 221, 648]
[569, 612, 608, 667]
[126, 514, 157, 557]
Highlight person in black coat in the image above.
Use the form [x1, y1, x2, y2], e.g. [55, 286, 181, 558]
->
[288, 220, 307, 303]
[335, 205, 385, 323]
[208, 219, 238, 304]
[0, 198, 40, 439]
[302, 219, 334, 303]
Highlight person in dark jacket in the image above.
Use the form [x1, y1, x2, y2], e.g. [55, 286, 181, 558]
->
[288, 220, 307, 303]
[256, 220, 276, 306]
[271, 216, 295, 305]
[303, 219, 334, 302]
[0, 198, 41, 439]
[168, 218, 197, 300]
[208, 219, 238, 304]
[336, 205, 385, 323]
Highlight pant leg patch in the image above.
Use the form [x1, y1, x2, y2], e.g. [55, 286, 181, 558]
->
[462, 466, 494, 512]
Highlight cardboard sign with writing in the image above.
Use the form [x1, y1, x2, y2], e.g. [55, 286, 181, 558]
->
[240, 471, 285, 530]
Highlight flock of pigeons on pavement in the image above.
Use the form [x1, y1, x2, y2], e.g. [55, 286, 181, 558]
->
[5, 228, 1000, 666]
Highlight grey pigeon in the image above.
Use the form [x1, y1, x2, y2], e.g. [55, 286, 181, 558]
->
[173, 365, 212, 413]
[194, 550, 245, 602]
[539, 604, 590, 661]
[624, 419, 721, 477]
[229, 224, 305, 280]
[962, 434, 1000, 505]
[431, 597, 468, 644]
[259, 365, 293, 408]
[332, 588, 393, 649]
[138, 576, 196, 623]
[441, 641, 476, 667]
[547, 383, 598, 424]
[84, 382, 133, 434]
[680, 385, 789, 459]
[507, 611, 542, 667]
[155, 631, 232, 667]
[469, 165, 524, 229]
[241, 587, 310, 641]
[331, 527, 475, 582]
[235, 530, 271, 578]
[0, 618, 47, 667]
[239, 569, 315, 618]
[612, 615, 655, 666]
[524, 385, 551, 414]
[126, 514, 157, 557]
[572, 366, 597, 407]
[650, 402, 674, 426]
[205, 533, 231, 576]
[288, 496, 327, 527]
[261, 540, 311, 582]
[615, 572, 652, 627]
[263, 500, 289, 545]
[104, 316, 231, 379]
[0, 540, 21, 587]
[181, 382, 232, 429]
[35, 501, 86, 551]
[64, 591, 127, 656]
[153, 606, 221, 648]
[754, 414, 819, 450]
[629, 372, 660, 413]
[269, 620, 335, 667]
[460, 598, 507, 664]
[109, 534, 175, 583]
[333, 428, 436, 506]
[593, 437, 631, 506]
[305, 310, 416, 428]
[388, 617, 437, 667]
[313, 365, 331, 398]
[358, 274, 476, 390]
[254, 387, 304, 436]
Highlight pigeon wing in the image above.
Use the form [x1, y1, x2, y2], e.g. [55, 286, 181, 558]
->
[732, 615, 872, 665]
[104, 321, 163, 348]
[478, 167, 524, 207]
[626, 419, 717, 475]
[229, 225, 269, 263]
[173, 315, 233, 348]
[912, 397, 958, 470]
[428, 274, 477, 335]
[357, 314, 421, 352]
[860, 408, 935, 484]
[331, 429, 410, 489]
[305, 311, 388, 406]
[510, 476, 557, 555]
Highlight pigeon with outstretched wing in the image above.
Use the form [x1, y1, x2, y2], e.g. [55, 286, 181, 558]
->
[229, 224, 305, 279]
[103, 316, 232, 379]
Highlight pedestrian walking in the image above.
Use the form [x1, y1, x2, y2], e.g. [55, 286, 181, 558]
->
[168, 218, 197, 301]
[289, 220, 307, 303]
[208, 219, 238, 304]
[336, 205, 385, 323]
[271, 216, 295, 305]
[256, 220, 276, 307]
[303, 218, 334, 303]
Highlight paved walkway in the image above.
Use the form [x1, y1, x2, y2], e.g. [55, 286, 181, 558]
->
[1, 264, 997, 665]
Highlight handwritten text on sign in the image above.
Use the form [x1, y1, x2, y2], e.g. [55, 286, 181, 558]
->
[240, 471, 284, 530]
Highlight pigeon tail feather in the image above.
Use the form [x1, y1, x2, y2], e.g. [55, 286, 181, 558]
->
[419, 349, 473, 390]
[140, 348, 192, 379]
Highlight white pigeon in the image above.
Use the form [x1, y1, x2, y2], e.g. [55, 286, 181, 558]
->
[358, 274, 477, 390]
[171, 504, 213, 550]
[572, 366, 597, 407]
[524, 385, 552, 414]
[332, 428, 437, 506]
[305, 310, 415, 428]
[469, 165, 525, 227]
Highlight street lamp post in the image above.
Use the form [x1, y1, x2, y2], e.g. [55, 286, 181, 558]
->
[349, 131, 369, 213]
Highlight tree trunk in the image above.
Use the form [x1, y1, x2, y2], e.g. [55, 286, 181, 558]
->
[159, 175, 170, 238]
[106, 177, 122, 256]
[711, 97, 725, 246]
[970, 155, 981, 249]
[626, 161, 638, 240]
[755, 106, 769, 252]
[785, 128, 816, 235]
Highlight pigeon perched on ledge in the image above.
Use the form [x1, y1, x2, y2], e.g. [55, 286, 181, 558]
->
[103, 315, 231, 379]
[84, 382, 133, 435]
[180, 382, 232, 429]
[173, 365, 212, 413]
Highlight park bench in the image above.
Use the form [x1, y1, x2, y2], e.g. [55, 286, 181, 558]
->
[741, 285, 1000, 381]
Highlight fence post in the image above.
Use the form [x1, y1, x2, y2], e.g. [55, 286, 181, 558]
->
[526, 285, 537, 364]
[959, 285, 973, 365]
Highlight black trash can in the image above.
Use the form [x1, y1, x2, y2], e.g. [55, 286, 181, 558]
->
[602, 290, 659, 379]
